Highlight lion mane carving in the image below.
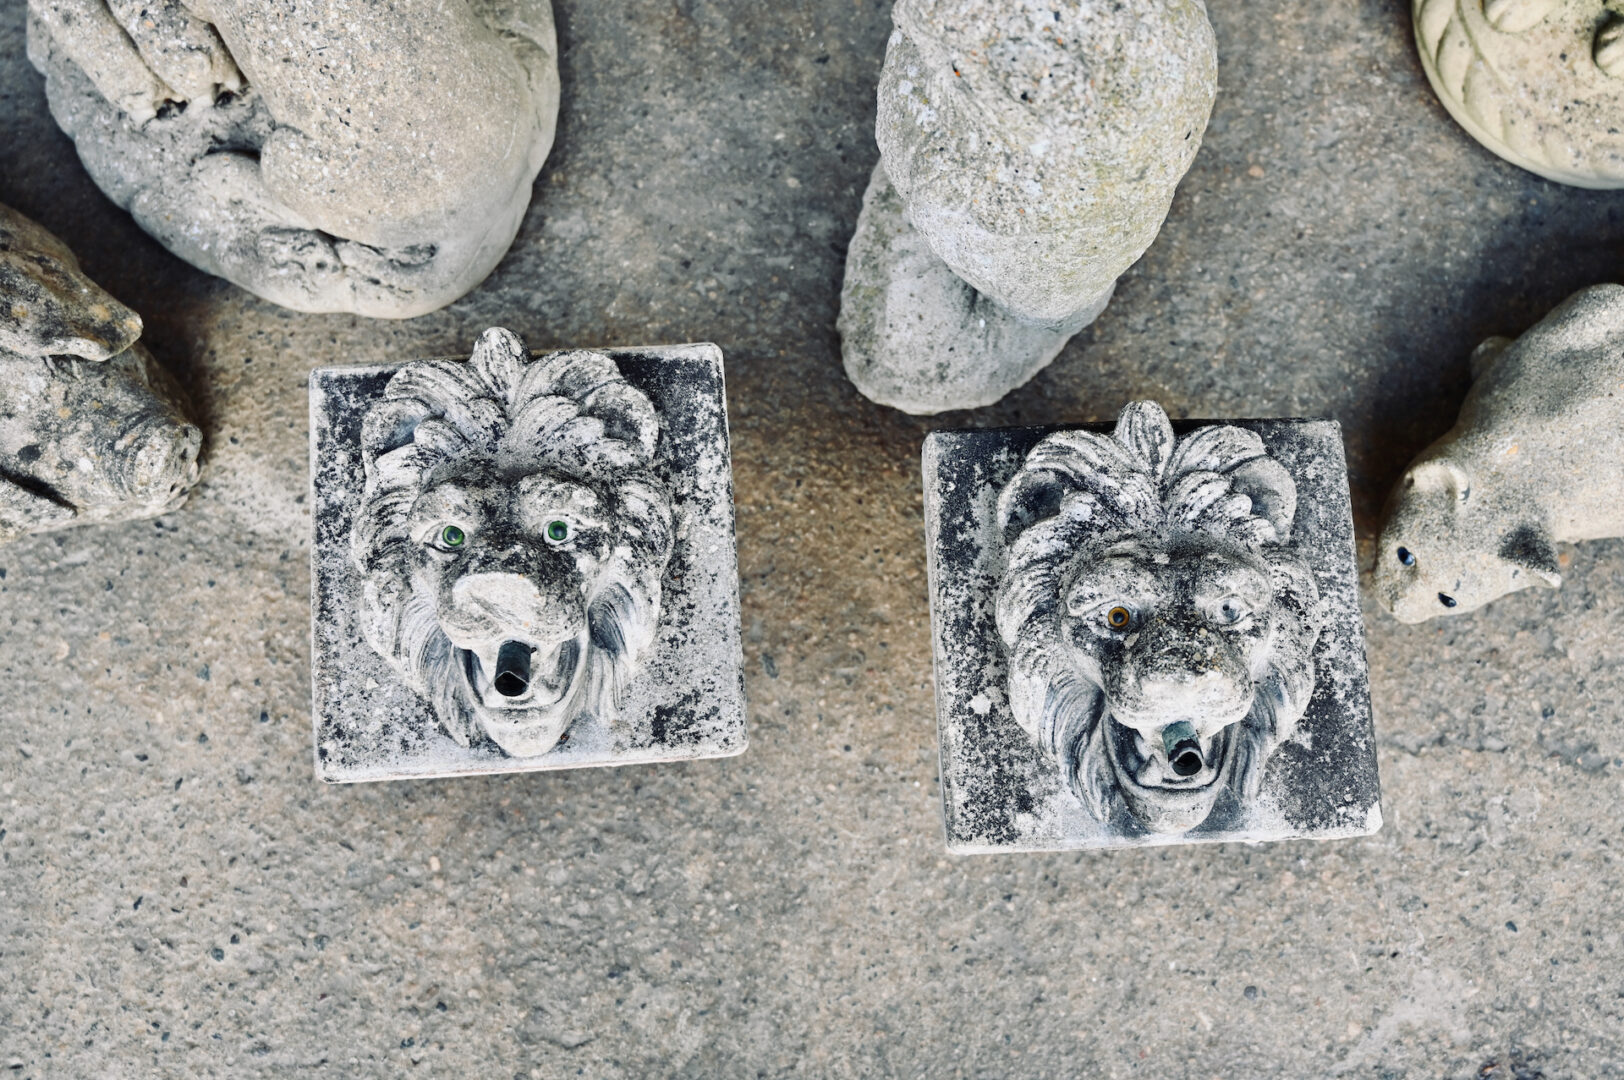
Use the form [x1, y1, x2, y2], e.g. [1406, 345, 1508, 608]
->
[351, 327, 674, 757]
[994, 402, 1324, 834]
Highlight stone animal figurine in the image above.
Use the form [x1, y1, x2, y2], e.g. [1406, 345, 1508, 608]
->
[1414, 0, 1624, 186]
[351, 328, 674, 757]
[27, 0, 559, 318]
[996, 401, 1323, 834]
[839, 0, 1217, 414]
[0, 203, 201, 545]
[1376, 284, 1624, 622]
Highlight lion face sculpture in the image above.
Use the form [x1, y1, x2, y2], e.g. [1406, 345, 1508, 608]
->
[351, 328, 673, 757]
[995, 402, 1323, 834]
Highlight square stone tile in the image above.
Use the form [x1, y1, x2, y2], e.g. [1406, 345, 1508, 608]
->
[923, 416, 1381, 853]
[309, 343, 747, 783]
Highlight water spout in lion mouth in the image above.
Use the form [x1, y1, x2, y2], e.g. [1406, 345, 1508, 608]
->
[1162, 721, 1204, 777]
[494, 640, 532, 698]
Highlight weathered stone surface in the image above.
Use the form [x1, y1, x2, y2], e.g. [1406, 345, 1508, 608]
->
[1415, 0, 1624, 187]
[0, 202, 199, 543]
[841, 0, 1216, 413]
[27, 0, 560, 317]
[837, 164, 1111, 415]
[877, 0, 1217, 321]
[311, 335, 746, 782]
[925, 405, 1379, 851]
[1376, 284, 1624, 622]
[10, 0, 1624, 1074]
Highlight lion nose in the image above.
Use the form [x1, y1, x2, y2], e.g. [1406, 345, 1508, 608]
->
[1130, 671, 1216, 712]
[450, 573, 579, 637]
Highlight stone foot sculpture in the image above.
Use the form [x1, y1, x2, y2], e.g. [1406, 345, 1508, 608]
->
[1414, 0, 1624, 187]
[0, 203, 201, 545]
[840, 0, 1217, 414]
[1377, 284, 1624, 621]
[27, 0, 560, 318]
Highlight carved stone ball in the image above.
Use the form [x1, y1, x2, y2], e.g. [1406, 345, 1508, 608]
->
[27, 0, 560, 317]
[875, 0, 1217, 321]
[1415, 0, 1624, 187]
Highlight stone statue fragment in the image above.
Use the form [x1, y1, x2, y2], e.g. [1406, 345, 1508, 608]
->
[310, 330, 746, 782]
[840, 0, 1217, 413]
[1377, 284, 1624, 622]
[27, 0, 560, 318]
[1414, 0, 1624, 187]
[924, 402, 1380, 851]
[0, 203, 200, 545]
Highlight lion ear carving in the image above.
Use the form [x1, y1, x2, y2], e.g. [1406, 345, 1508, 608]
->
[1227, 456, 1297, 541]
[997, 466, 1068, 542]
[360, 398, 433, 465]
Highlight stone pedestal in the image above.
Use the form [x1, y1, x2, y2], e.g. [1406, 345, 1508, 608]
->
[923, 407, 1381, 852]
[309, 339, 746, 783]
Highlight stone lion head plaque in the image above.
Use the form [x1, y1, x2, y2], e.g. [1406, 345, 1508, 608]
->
[310, 330, 746, 782]
[923, 402, 1381, 852]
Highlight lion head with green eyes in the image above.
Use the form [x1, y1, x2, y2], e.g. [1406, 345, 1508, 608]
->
[351, 328, 673, 757]
[995, 402, 1323, 835]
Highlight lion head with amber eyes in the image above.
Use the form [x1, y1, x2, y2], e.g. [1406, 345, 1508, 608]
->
[995, 402, 1324, 835]
[351, 327, 673, 758]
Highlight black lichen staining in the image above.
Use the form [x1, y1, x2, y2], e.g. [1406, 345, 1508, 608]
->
[309, 344, 746, 782]
[924, 416, 1381, 852]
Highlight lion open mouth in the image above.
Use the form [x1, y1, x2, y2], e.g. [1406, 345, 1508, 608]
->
[1107, 716, 1229, 790]
[461, 637, 583, 711]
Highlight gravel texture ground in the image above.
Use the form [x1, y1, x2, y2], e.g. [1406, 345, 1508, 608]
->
[3, 1, 1624, 1076]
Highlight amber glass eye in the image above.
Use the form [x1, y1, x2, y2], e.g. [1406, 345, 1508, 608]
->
[1106, 606, 1133, 630]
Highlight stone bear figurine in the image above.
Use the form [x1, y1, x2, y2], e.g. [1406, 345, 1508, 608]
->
[1375, 284, 1624, 621]
[0, 203, 201, 545]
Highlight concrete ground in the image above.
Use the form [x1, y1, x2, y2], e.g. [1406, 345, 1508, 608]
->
[3, 0, 1623, 1076]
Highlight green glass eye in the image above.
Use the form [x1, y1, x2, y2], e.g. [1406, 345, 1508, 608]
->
[441, 524, 465, 548]
[546, 520, 569, 543]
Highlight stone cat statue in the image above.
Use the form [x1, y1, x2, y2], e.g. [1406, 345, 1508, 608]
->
[0, 203, 201, 545]
[1375, 284, 1624, 622]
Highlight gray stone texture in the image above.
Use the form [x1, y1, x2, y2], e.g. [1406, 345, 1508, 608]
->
[1377, 284, 1624, 622]
[877, 0, 1217, 320]
[26, 0, 560, 317]
[0, 202, 200, 542]
[310, 340, 746, 781]
[5, 0, 1624, 1076]
[837, 163, 1112, 414]
[841, 0, 1216, 413]
[925, 412, 1379, 851]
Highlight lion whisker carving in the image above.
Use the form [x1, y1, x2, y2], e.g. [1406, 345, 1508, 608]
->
[351, 327, 674, 758]
[995, 402, 1323, 835]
